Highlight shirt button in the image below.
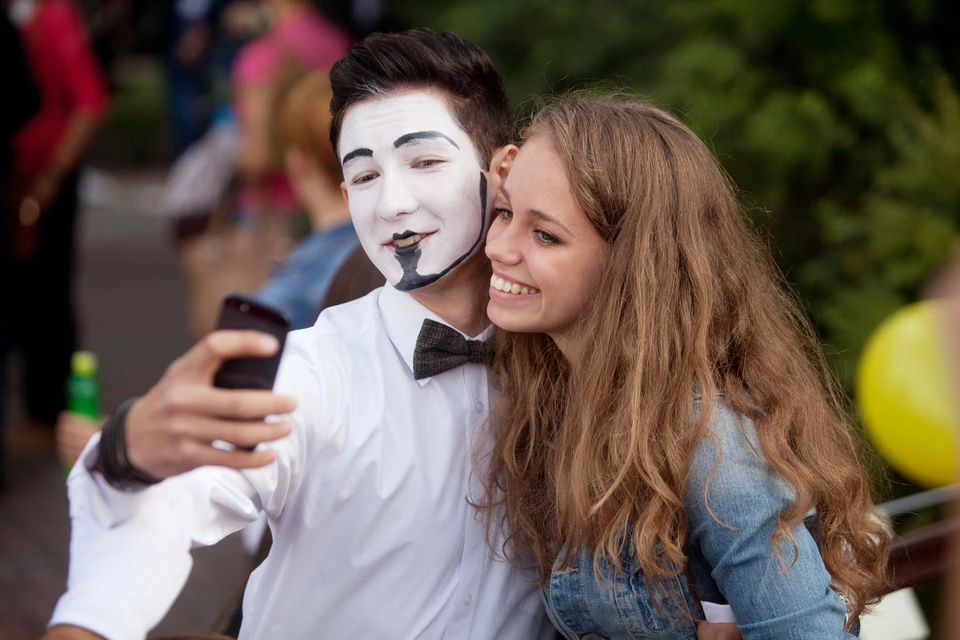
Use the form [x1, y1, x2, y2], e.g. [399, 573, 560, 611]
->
[474, 400, 484, 414]
[463, 593, 473, 606]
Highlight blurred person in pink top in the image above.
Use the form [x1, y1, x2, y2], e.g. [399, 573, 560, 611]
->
[3, 0, 108, 452]
[231, 0, 352, 223]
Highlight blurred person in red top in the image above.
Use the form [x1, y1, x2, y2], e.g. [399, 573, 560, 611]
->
[3, 0, 108, 451]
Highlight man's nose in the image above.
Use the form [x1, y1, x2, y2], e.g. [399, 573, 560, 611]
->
[375, 172, 419, 221]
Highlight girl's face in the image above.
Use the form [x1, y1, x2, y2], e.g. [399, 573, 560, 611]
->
[485, 137, 608, 354]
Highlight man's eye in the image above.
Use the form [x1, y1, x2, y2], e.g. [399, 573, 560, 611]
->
[415, 159, 443, 168]
[352, 173, 377, 185]
[495, 208, 513, 220]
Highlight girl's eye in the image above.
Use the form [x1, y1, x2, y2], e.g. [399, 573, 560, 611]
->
[495, 208, 513, 220]
[536, 230, 559, 245]
[415, 159, 443, 168]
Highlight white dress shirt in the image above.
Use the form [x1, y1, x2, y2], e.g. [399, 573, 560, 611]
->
[50, 285, 554, 640]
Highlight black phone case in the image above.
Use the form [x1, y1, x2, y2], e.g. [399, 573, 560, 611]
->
[212, 294, 292, 390]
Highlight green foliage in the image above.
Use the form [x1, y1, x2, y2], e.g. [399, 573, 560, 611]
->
[97, 60, 170, 164]
[399, 0, 960, 392]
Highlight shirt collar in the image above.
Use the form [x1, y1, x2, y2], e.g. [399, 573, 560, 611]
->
[378, 284, 494, 386]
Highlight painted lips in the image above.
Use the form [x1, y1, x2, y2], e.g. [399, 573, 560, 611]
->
[394, 234, 422, 248]
[388, 230, 434, 252]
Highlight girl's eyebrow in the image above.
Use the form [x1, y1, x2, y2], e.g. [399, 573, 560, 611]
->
[528, 208, 571, 234]
[500, 185, 571, 234]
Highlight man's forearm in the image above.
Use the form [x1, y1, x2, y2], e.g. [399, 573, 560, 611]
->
[42, 625, 105, 640]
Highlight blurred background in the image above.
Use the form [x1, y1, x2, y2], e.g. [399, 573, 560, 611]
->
[0, 0, 958, 638]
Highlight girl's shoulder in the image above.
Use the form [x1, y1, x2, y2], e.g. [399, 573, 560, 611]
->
[690, 393, 761, 452]
[685, 394, 794, 522]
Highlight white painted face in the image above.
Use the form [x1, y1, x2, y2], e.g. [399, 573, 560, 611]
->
[338, 91, 488, 291]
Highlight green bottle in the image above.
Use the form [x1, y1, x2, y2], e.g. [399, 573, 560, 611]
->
[67, 351, 102, 420]
[63, 351, 102, 476]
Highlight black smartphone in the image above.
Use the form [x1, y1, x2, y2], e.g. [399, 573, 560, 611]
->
[212, 294, 292, 390]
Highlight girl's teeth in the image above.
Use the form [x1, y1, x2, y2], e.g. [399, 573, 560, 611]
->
[491, 275, 539, 295]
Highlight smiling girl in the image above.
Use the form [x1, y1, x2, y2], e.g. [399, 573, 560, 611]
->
[481, 94, 889, 639]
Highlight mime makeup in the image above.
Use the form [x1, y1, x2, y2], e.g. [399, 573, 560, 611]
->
[391, 173, 487, 290]
[338, 92, 489, 291]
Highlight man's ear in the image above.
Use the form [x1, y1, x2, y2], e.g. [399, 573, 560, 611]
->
[486, 144, 519, 192]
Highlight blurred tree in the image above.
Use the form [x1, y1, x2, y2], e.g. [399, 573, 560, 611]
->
[398, 0, 960, 391]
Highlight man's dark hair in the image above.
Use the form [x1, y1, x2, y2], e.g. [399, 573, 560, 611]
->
[329, 28, 510, 166]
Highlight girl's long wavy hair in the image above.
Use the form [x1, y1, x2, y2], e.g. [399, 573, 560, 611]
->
[479, 93, 889, 623]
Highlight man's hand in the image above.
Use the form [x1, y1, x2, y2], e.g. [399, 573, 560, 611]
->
[41, 625, 104, 640]
[123, 330, 296, 479]
[697, 621, 741, 640]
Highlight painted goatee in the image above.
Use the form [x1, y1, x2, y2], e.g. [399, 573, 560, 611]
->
[394, 172, 488, 291]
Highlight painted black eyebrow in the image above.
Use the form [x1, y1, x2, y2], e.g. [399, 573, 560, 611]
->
[393, 131, 460, 150]
[342, 147, 373, 166]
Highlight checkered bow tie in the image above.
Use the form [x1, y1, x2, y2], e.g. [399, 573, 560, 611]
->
[413, 319, 494, 380]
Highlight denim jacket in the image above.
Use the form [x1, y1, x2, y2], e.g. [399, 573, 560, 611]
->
[542, 395, 855, 639]
[253, 221, 359, 330]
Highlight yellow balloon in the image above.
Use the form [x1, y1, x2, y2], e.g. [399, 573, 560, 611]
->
[857, 300, 958, 488]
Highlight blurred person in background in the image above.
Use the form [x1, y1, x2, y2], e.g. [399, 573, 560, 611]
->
[251, 70, 357, 329]
[0, 6, 42, 488]
[169, 0, 352, 341]
[227, 0, 351, 276]
[3, 0, 108, 455]
[163, 0, 236, 158]
[230, 0, 351, 225]
[75, 0, 131, 91]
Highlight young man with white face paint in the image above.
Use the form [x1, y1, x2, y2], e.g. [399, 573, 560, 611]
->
[44, 29, 553, 640]
[339, 92, 489, 292]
